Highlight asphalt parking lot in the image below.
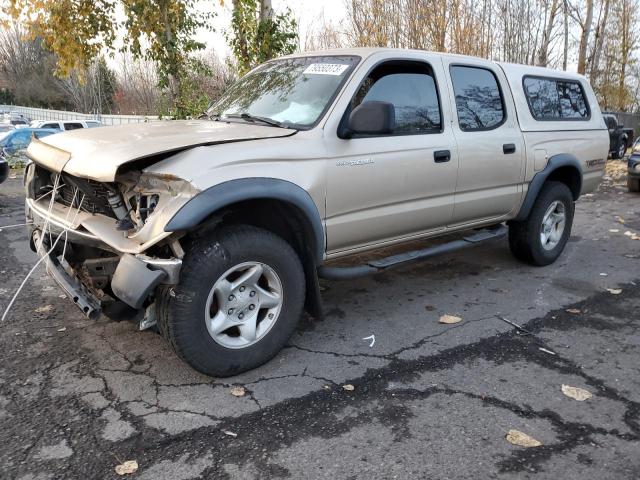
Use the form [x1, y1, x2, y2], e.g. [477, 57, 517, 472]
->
[1, 163, 639, 479]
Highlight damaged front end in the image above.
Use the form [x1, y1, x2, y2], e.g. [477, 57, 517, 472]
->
[25, 145, 198, 327]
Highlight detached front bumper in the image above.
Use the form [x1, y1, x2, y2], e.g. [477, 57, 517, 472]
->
[33, 230, 102, 320]
[28, 204, 183, 318]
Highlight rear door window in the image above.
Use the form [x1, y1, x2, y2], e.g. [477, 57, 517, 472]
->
[64, 122, 84, 130]
[450, 65, 505, 131]
[41, 123, 61, 130]
[523, 76, 590, 120]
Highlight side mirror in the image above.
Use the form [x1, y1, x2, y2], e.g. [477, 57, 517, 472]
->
[346, 101, 395, 137]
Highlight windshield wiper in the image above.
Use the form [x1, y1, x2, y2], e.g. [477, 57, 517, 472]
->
[225, 113, 288, 129]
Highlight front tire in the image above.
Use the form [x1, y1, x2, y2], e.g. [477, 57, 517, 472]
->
[508, 182, 575, 266]
[158, 225, 305, 377]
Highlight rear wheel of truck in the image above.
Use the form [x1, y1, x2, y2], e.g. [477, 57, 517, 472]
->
[508, 181, 575, 266]
[158, 225, 305, 377]
[629, 177, 640, 192]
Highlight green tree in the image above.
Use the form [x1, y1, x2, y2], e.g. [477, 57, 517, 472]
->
[228, 0, 298, 75]
[5, 0, 214, 116]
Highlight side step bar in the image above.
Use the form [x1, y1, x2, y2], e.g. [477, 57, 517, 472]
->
[318, 225, 507, 280]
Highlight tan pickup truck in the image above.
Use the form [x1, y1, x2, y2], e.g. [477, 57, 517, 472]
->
[25, 48, 608, 376]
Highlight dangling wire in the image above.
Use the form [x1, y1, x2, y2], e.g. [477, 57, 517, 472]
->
[1, 175, 86, 323]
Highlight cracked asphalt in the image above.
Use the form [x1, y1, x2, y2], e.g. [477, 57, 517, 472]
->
[1, 163, 639, 479]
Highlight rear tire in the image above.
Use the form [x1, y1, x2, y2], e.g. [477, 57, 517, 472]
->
[158, 225, 305, 377]
[629, 177, 640, 192]
[508, 181, 575, 266]
[612, 138, 627, 159]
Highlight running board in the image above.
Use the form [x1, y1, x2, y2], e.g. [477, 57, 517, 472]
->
[318, 225, 507, 280]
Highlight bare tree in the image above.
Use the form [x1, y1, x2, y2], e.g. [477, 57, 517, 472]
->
[573, 0, 595, 74]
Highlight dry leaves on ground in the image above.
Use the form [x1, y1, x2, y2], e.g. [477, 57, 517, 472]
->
[605, 160, 627, 181]
[505, 429, 542, 448]
[342, 384, 355, 391]
[35, 305, 53, 313]
[606, 288, 622, 295]
[561, 384, 592, 401]
[115, 460, 138, 475]
[230, 386, 246, 397]
[439, 314, 462, 324]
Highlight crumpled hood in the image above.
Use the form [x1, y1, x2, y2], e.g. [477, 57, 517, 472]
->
[27, 120, 296, 182]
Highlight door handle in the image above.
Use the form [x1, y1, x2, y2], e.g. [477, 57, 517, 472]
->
[503, 143, 516, 154]
[434, 150, 451, 163]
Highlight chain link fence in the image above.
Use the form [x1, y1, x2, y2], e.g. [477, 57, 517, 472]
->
[0, 105, 161, 125]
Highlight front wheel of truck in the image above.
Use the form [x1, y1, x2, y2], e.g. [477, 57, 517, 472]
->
[158, 225, 305, 377]
[508, 181, 575, 266]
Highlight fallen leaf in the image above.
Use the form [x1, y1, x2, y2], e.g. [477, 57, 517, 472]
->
[230, 386, 245, 397]
[624, 231, 634, 236]
[35, 305, 53, 313]
[342, 384, 355, 391]
[115, 460, 138, 475]
[566, 308, 581, 314]
[506, 429, 542, 448]
[599, 273, 608, 276]
[606, 288, 622, 295]
[57, 327, 66, 332]
[222, 430, 238, 437]
[608, 229, 619, 233]
[561, 384, 592, 401]
[439, 314, 462, 324]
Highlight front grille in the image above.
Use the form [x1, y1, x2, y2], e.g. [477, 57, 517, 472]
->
[57, 174, 116, 218]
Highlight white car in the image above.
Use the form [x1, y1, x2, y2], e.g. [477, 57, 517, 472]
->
[30, 120, 102, 131]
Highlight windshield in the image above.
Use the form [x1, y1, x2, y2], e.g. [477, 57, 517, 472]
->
[208, 55, 360, 129]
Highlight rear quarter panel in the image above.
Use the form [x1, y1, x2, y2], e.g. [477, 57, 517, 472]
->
[498, 63, 608, 195]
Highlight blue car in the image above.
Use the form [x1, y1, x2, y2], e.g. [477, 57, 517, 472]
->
[0, 128, 58, 184]
[629, 137, 640, 192]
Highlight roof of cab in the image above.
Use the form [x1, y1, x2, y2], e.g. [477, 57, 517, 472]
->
[283, 47, 587, 81]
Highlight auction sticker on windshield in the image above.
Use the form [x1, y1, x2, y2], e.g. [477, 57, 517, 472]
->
[303, 63, 350, 75]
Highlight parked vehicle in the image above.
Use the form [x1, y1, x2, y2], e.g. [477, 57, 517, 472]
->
[603, 113, 634, 159]
[24, 48, 608, 376]
[30, 119, 102, 131]
[0, 155, 7, 184]
[9, 111, 30, 126]
[0, 128, 58, 170]
[628, 137, 640, 192]
[0, 123, 14, 133]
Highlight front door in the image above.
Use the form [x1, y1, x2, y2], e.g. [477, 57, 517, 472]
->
[441, 58, 526, 225]
[323, 56, 459, 254]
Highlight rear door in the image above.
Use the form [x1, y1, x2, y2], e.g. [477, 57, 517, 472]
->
[441, 58, 526, 225]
